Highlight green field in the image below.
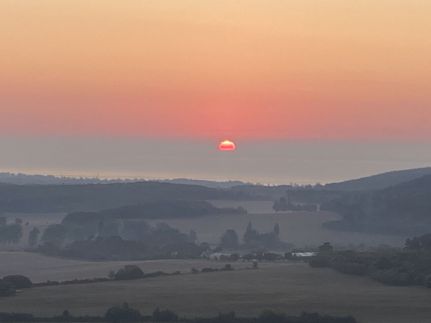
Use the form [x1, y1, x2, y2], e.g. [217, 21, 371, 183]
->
[1, 261, 430, 323]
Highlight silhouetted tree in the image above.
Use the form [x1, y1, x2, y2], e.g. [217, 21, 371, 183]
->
[0, 223, 22, 244]
[3, 275, 32, 289]
[61, 310, 71, 322]
[105, 302, 141, 323]
[0, 279, 15, 297]
[318, 242, 334, 253]
[273, 197, 289, 212]
[41, 224, 67, 246]
[273, 223, 280, 236]
[28, 227, 40, 247]
[243, 222, 258, 244]
[114, 265, 144, 280]
[220, 229, 239, 249]
[152, 308, 178, 322]
[189, 230, 197, 243]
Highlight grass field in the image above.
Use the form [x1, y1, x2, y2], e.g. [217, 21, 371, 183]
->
[1, 261, 430, 323]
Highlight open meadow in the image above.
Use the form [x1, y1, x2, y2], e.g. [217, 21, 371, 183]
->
[0, 261, 430, 323]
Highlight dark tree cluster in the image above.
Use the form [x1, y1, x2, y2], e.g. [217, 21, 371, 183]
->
[309, 237, 431, 288]
[113, 265, 144, 280]
[218, 222, 289, 251]
[0, 307, 357, 323]
[105, 303, 142, 323]
[39, 229, 206, 261]
[243, 222, 283, 249]
[0, 218, 22, 244]
[322, 174, 431, 235]
[0, 274, 32, 297]
[220, 229, 240, 249]
[28, 227, 40, 247]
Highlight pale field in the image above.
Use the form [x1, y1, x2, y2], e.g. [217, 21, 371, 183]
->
[0, 252, 248, 282]
[0, 262, 430, 323]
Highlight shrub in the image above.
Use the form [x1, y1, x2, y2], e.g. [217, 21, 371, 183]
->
[114, 265, 144, 280]
[3, 275, 32, 289]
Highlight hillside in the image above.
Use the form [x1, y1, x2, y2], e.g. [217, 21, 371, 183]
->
[323, 175, 431, 234]
[325, 167, 431, 191]
[0, 182, 247, 213]
[62, 200, 246, 225]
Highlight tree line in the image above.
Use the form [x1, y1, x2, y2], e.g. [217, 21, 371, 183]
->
[0, 303, 357, 323]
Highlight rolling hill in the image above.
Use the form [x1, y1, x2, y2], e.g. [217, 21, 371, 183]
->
[0, 181, 248, 213]
[324, 167, 431, 191]
[324, 174, 431, 234]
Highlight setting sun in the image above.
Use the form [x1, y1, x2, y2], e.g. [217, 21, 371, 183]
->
[218, 140, 236, 151]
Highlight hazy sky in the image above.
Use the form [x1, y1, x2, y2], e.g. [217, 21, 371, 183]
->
[1, 1, 430, 182]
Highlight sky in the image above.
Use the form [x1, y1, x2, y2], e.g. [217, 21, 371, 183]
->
[1, 1, 430, 182]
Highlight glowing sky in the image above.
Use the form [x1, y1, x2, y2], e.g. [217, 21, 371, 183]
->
[1, 0, 430, 140]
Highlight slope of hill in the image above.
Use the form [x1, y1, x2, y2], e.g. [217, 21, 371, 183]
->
[325, 167, 431, 191]
[0, 182, 248, 213]
[323, 175, 431, 234]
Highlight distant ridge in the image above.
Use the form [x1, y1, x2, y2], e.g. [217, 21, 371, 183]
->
[0, 172, 245, 188]
[325, 167, 431, 191]
[160, 178, 245, 189]
[0, 172, 127, 185]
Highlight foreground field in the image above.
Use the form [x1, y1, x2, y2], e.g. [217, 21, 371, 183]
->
[1, 262, 430, 323]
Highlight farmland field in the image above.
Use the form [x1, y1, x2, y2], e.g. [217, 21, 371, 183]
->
[0, 261, 430, 323]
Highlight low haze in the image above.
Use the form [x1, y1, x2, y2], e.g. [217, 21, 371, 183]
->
[1, 137, 431, 184]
